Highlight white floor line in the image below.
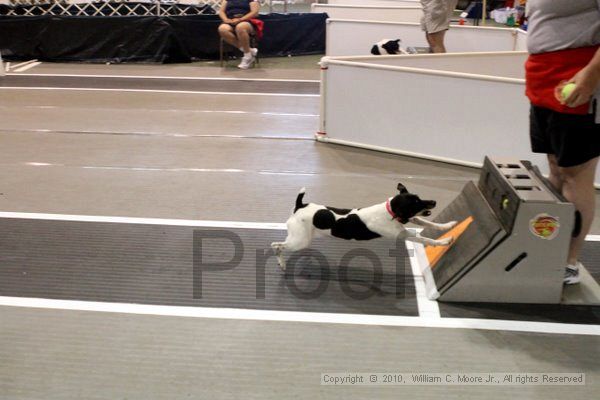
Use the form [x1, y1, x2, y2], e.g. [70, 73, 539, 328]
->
[0, 296, 597, 336]
[0, 87, 319, 98]
[0, 211, 286, 230]
[0, 162, 480, 180]
[406, 241, 441, 319]
[82, 166, 318, 177]
[0, 106, 319, 117]
[8, 72, 320, 83]
[7, 59, 37, 70]
[13, 62, 42, 73]
[0, 211, 598, 242]
[11, 163, 363, 177]
[0, 130, 312, 141]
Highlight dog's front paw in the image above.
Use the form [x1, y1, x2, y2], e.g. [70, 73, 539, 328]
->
[271, 242, 283, 253]
[278, 258, 287, 271]
[438, 236, 454, 246]
[442, 221, 458, 230]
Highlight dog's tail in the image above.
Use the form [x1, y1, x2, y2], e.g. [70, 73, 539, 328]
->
[294, 187, 308, 213]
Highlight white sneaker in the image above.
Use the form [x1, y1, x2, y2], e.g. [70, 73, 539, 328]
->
[237, 53, 255, 69]
[238, 48, 258, 57]
[564, 262, 582, 285]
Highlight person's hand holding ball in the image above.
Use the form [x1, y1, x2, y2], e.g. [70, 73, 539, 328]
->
[555, 65, 600, 108]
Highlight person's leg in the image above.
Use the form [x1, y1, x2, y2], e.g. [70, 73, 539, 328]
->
[422, 0, 456, 53]
[548, 106, 600, 271]
[434, 0, 457, 52]
[218, 24, 239, 48]
[426, 31, 447, 53]
[235, 22, 254, 53]
[424, 34, 433, 50]
[558, 157, 599, 265]
[421, 0, 439, 52]
[547, 154, 563, 192]
[530, 106, 559, 189]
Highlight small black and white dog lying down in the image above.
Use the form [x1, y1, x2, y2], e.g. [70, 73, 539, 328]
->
[371, 39, 403, 55]
[271, 184, 457, 269]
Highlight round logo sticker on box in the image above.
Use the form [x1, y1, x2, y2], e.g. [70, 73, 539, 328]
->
[529, 214, 560, 240]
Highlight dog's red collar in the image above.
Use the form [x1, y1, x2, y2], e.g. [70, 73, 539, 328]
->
[386, 199, 399, 221]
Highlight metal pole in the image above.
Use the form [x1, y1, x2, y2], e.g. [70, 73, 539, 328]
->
[482, 0, 486, 26]
[317, 57, 329, 137]
[0, 51, 5, 77]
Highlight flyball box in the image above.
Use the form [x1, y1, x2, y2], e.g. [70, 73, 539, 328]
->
[414, 157, 577, 304]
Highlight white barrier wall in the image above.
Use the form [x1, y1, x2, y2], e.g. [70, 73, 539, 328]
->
[326, 19, 520, 56]
[318, 52, 600, 186]
[333, 51, 525, 77]
[515, 29, 528, 51]
[311, 4, 423, 23]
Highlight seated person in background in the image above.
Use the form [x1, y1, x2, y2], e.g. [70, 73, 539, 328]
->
[218, 0, 261, 69]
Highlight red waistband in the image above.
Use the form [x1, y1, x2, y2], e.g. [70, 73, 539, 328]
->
[525, 46, 599, 114]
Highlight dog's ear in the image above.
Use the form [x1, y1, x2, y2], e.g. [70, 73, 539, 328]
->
[397, 183, 408, 194]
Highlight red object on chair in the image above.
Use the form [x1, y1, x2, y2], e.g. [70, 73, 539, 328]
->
[249, 18, 264, 40]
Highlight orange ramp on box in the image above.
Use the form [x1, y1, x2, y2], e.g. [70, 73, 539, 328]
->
[425, 216, 474, 268]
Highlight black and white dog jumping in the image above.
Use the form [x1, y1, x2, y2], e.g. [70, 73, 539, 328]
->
[271, 184, 457, 269]
[371, 39, 403, 55]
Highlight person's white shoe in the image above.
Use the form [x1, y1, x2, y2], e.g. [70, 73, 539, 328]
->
[237, 53, 255, 69]
[564, 261, 582, 285]
[238, 48, 257, 56]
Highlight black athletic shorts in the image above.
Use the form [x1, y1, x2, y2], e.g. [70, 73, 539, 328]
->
[530, 104, 600, 168]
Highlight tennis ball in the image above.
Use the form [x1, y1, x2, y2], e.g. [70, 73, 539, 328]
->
[561, 83, 576, 101]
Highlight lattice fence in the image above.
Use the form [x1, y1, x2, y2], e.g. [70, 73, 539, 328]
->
[0, 0, 286, 16]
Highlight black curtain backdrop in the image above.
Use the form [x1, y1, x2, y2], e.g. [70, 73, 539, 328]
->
[0, 13, 327, 63]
